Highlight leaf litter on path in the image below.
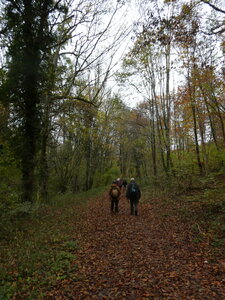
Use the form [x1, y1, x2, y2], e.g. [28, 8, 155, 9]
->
[47, 193, 225, 299]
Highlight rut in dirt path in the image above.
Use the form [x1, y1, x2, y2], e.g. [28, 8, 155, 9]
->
[50, 192, 224, 299]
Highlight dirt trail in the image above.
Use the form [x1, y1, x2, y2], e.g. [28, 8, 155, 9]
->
[49, 192, 225, 299]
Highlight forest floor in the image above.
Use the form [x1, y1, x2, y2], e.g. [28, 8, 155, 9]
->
[45, 190, 225, 299]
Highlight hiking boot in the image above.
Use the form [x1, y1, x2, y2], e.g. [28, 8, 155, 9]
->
[135, 211, 138, 216]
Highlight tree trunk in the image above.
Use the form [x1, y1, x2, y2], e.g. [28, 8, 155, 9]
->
[165, 41, 172, 172]
[149, 98, 157, 176]
[190, 94, 203, 175]
[211, 90, 225, 142]
[21, 2, 40, 202]
[199, 85, 219, 149]
[39, 125, 49, 200]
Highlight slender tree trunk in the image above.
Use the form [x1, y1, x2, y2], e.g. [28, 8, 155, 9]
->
[148, 55, 167, 175]
[85, 138, 91, 191]
[190, 90, 203, 174]
[196, 106, 207, 173]
[165, 42, 172, 171]
[211, 90, 225, 142]
[149, 98, 157, 176]
[174, 121, 181, 163]
[199, 85, 219, 149]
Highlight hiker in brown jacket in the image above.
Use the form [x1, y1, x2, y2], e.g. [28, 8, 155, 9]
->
[109, 180, 121, 213]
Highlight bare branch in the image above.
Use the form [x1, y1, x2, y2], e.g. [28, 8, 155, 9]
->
[199, 0, 225, 14]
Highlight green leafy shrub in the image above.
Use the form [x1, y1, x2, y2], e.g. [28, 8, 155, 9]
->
[207, 144, 225, 171]
[95, 165, 120, 186]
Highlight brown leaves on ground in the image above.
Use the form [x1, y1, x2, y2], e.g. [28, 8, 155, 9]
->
[47, 192, 225, 299]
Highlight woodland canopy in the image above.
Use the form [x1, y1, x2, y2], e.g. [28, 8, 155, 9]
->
[0, 0, 224, 212]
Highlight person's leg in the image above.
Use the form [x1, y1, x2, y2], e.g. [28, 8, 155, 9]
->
[134, 199, 139, 216]
[115, 199, 119, 213]
[134, 202, 138, 216]
[111, 199, 114, 213]
[130, 199, 134, 215]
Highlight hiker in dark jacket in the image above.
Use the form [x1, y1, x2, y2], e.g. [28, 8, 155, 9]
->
[109, 180, 121, 213]
[126, 178, 141, 216]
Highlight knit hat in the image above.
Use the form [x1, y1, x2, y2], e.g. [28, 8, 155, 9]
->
[130, 178, 135, 181]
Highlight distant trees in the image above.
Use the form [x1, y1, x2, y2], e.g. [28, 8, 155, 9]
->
[173, 1, 225, 173]
[117, 0, 225, 183]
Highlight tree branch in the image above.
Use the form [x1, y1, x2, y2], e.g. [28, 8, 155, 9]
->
[200, 0, 225, 14]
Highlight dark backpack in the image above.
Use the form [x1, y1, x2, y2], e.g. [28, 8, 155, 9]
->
[130, 183, 138, 196]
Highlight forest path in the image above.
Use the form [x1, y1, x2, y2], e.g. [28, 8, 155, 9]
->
[48, 191, 224, 299]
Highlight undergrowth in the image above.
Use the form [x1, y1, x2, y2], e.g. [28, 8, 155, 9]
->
[142, 171, 225, 256]
[0, 187, 105, 299]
